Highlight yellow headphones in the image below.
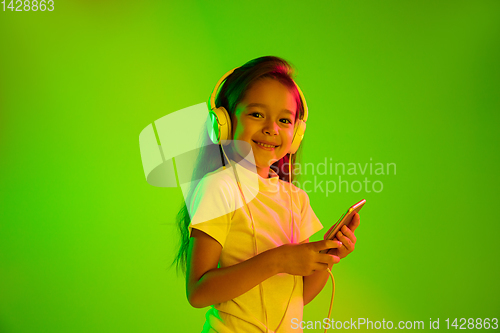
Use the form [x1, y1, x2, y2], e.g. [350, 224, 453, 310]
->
[207, 67, 309, 155]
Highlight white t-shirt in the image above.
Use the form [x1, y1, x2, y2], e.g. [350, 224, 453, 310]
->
[188, 161, 323, 332]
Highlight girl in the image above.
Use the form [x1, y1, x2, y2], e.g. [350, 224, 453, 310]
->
[174, 56, 360, 332]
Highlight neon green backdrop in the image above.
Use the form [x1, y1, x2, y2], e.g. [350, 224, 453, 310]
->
[1, 1, 499, 332]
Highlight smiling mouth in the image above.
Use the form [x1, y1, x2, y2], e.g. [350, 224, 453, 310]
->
[252, 140, 279, 148]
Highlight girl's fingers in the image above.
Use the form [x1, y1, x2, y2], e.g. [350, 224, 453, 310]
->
[348, 212, 361, 232]
[341, 225, 357, 244]
[313, 239, 342, 252]
[317, 254, 340, 266]
[329, 255, 341, 265]
[336, 231, 354, 251]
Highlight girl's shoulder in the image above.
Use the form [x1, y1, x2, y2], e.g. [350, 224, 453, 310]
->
[188, 164, 260, 217]
[188, 165, 239, 216]
[193, 165, 237, 195]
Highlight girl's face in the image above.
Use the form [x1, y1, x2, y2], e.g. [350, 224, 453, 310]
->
[231, 78, 297, 178]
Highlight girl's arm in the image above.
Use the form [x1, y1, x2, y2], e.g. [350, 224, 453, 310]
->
[303, 214, 361, 305]
[186, 228, 280, 308]
[301, 238, 332, 306]
[186, 229, 341, 308]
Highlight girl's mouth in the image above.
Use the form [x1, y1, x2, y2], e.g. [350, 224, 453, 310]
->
[253, 140, 278, 151]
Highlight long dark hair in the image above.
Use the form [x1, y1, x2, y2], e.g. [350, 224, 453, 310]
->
[172, 56, 307, 275]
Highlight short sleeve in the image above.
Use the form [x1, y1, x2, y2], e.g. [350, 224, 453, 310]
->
[187, 174, 235, 248]
[297, 189, 323, 243]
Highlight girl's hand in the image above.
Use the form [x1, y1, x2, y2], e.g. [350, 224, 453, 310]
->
[327, 212, 360, 259]
[274, 239, 342, 276]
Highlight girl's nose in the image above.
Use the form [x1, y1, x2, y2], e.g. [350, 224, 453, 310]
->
[263, 120, 279, 135]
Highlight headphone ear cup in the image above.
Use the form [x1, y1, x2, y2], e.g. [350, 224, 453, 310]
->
[207, 107, 232, 145]
[207, 111, 220, 144]
[289, 119, 306, 154]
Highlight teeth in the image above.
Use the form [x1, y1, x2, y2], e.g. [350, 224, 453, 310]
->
[256, 142, 276, 148]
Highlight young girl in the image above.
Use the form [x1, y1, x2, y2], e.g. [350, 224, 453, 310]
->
[174, 56, 360, 332]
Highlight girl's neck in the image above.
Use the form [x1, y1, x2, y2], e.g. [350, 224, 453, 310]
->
[256, 165, 271, 179]
[226, 150, 271, 179]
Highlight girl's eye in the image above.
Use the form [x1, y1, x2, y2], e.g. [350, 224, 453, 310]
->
[249, 113, 292, 125]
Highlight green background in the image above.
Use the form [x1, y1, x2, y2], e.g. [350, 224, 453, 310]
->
[1, 1, 499, 332]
